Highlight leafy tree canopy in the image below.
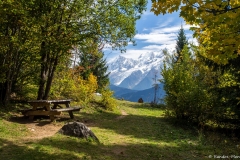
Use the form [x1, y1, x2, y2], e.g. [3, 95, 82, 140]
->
[151, 0, 240, 64]
[0, 0, 147, 104]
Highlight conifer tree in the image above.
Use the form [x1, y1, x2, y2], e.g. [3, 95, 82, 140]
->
[175, 25, 188, 62]
[78, 51, 109, 91]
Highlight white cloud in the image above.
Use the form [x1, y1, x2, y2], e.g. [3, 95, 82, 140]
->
[105, 16, 196, 61]
[143, 44, 175, 50]
[143, 28, 148, 31]
[153, 26, 180, 33]
[142, 10, 153, 16]
[135, 22, 195, 46]
[157, 18, 174, 28]
[135, 33, 176, 45]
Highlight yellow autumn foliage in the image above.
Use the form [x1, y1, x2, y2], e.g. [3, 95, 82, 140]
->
[50, 69, 98, 104]
[100, 88, 117, 111]
[151, 0, 240, 64]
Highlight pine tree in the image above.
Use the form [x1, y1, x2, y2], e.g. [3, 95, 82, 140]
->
[92, 53, 110, 91]
[78, 52, 93, 80]
[175, 25, 188, 62]
[78, 51, 109, 91]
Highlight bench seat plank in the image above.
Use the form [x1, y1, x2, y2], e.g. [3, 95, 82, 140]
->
[52, 107, 81, 112]
[25, 110, 61, 116]
[18, 107, 46, 115]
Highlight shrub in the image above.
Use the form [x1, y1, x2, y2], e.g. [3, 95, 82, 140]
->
[50, 70, 98, 105]
[161, 46, 217, 123]
[100, 88, 117, 110]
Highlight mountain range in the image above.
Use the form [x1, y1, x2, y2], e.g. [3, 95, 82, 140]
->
[107, 52, 166, 103]
[107, 52, 165, 90]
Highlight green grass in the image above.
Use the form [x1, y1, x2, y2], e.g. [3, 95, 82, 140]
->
[0, 100, 239, 160]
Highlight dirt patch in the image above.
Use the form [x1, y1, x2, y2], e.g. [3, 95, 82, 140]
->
[24, 122, 62, 140]
[116, 110, 128, 120]
[9, 109, 128, 141]
[9, 114, 69, 141]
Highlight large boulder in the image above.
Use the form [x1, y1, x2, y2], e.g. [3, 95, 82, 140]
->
[58, 121, 99, 142]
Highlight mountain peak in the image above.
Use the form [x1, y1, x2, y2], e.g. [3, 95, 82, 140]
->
[107, 52, 165, 90]
[107, 55, 138, 72]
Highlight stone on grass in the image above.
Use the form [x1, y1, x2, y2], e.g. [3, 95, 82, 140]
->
[58, 121, 99, 143]
[138, 98, 143, 103]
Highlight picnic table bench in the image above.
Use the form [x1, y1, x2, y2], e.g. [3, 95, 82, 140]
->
[19, 99, 81, 121]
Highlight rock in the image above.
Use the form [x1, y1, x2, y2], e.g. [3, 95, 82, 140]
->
[138, 98, 143, 103]
[58, 121, 99, 143]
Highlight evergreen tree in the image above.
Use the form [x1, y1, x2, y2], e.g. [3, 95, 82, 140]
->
[175, 25, 188, 62]
[78, 51, 109, 91]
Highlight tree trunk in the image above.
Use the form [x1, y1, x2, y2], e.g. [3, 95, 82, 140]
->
[3, 81, 11, 105]
[37, 41, 48, 100]
[1, 41, 19, 105]
[43, 56, 58, 100]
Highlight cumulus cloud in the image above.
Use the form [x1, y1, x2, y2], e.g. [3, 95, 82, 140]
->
[135, 33, 176, 45]
[143, 44, 175, 50]
[104, 15, 196, 61]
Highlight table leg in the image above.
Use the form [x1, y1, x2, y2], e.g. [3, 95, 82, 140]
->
[45, 105, 56, 121]
[29, 115, 34, 120]
[50, 115, 55, 121]
[66, 103, 74, 119]
[29, 105, 37, 120]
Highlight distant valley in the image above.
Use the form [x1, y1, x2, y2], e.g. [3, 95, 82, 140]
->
[110, 84, 165, 103]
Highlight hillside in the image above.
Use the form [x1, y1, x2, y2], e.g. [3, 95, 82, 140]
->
[110, 83, 165, 103]
[0, 101, 239, 160]
[120, 84, 165, 103]
[109, 84, 137, 97]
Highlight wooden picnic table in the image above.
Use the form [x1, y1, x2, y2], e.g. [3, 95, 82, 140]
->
[19, 99, 81, 121]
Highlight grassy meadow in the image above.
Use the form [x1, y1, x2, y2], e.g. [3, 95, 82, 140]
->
[0, 100, 239, 160]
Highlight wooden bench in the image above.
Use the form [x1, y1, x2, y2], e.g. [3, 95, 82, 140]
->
[18, 107, 46, 115]
[17, 99, 82, 121]
[52, 107, 81, 119]
[26, 99, 77, 121]
[18, 106, 81, 120]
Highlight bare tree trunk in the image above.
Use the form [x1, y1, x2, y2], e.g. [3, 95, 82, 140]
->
[43, 56, 58, 100]
[1, 39, 20, 105]
[3, 81, 11, 105]
[37, 41, 48, 100]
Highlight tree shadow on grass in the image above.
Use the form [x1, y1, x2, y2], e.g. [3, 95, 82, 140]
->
[75, 109, 198, 144]
[9, 115, 52, 125]
[0, 138, 81, 160]
[0, 136, 213, 160]
[8, 113, 78, 126]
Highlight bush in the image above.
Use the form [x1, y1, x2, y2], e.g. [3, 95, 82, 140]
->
[50, 70, 98, 105]
[161, 46, 217, 123]
[100, 88, 117, 110]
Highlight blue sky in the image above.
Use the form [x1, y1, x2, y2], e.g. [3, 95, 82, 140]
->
[104, 0, 195, 61]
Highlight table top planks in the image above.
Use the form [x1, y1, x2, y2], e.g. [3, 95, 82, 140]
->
[28, 99, 72, 103]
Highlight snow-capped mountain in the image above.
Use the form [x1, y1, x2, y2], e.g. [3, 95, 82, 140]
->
[107, 52, 165, 90]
